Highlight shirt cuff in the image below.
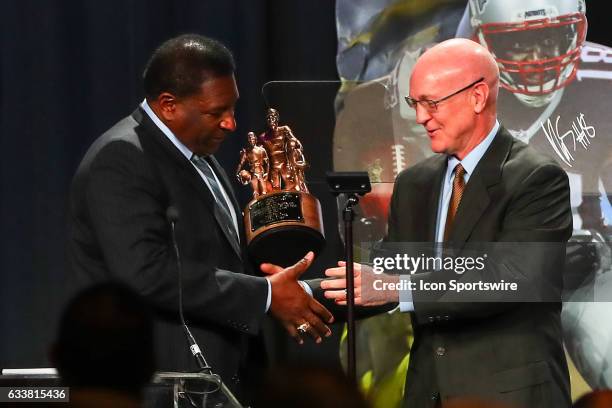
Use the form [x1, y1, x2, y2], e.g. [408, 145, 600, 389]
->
[265, 279, 312, 313]
[299, 281, 313, 296]
[265, 277, 272, 312]
[399, 275, 414, 312]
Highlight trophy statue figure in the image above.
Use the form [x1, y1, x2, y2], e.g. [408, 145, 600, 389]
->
[259, 109, 293, 190]
[237, 108, 325, 266]
[236, 132, 270, 198]
[285, 134, 308, 192]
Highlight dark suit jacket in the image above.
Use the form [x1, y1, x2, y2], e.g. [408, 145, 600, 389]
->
[387, 128, 572, 408]
[67, 107, 269, 393]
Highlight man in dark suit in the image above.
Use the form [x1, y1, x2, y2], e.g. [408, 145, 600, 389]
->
[323, 39, 572, 407]
[67, 34, 333, 397]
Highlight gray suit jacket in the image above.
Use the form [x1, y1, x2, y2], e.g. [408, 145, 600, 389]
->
[387, 128, 572, 407]
[67, 108, 269, 393]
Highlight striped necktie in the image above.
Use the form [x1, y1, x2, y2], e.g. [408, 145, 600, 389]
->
[443, 163, 466, 241]
[191, 155, 240, 246]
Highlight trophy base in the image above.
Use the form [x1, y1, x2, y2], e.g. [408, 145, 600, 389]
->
[248, 225, 325, 267]
[244, 191, 325, 267]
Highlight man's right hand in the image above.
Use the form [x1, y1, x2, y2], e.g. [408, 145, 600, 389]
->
[262, 252, 334, 344]
[322, 261, 399, 306]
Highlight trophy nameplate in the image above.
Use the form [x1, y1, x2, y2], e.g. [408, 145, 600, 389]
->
[237, 108, 325, 266]
[248, 192, 302, 231]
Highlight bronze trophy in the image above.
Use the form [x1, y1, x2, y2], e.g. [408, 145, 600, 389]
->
[236, 108, 325, 266]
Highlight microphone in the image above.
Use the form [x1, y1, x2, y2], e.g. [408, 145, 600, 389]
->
[166, 206, 212, 374]
[166, 206, 180, 224]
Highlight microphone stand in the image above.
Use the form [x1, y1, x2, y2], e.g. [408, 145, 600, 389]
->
[167, 207, 225, 408]
[168, 213, 213, 375]
[325, 171, 371, 384]
[342, 193, 359, 383]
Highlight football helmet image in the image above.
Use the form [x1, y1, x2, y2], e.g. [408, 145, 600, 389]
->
[469, 0, 587, 107]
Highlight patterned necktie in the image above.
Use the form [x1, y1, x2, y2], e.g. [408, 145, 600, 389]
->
[443, 163, 466, 241]
[191, 155, 240, 246]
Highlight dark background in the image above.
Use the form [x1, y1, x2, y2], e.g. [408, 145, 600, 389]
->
[0, 0, 341, 369]
[0, 0, 610, 369]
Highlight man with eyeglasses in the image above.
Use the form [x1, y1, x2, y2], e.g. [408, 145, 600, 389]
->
[323, 38, 572, 407]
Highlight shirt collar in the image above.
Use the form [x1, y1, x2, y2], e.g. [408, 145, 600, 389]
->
[140, 99, 194, 161]
[447, 119, 499, 180]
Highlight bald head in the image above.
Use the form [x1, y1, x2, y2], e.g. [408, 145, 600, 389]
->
[413, 38, 499, 107]
[408, 38, 500, 159]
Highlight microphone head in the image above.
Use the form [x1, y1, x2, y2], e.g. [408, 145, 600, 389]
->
[166, 206, 180, 223]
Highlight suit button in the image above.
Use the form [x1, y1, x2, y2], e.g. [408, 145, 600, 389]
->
[436, 346, 446, 356]
[428, 316, 435, 322]
[431, 393, 439, 401]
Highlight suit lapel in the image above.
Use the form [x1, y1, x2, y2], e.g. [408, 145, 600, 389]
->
[133, 108, 242, 259]
[448, 128, 513, 246]
[205, 155, 245, 257]
[206, 156, 241, 217]
[424, 156, 447, 242]
[448, 173, 490, 247]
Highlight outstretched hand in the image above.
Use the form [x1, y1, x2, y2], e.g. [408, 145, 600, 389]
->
[263, 252, 334, 344]
[321, 261, 398, 306]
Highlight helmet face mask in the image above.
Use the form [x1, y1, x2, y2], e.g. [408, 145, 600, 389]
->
[469, 0, 587, 107]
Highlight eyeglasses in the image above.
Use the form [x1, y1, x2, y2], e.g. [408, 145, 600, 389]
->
[405, 77, 485, 112]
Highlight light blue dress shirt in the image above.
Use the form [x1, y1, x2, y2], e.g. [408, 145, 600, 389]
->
[399, 120, 500, 312]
